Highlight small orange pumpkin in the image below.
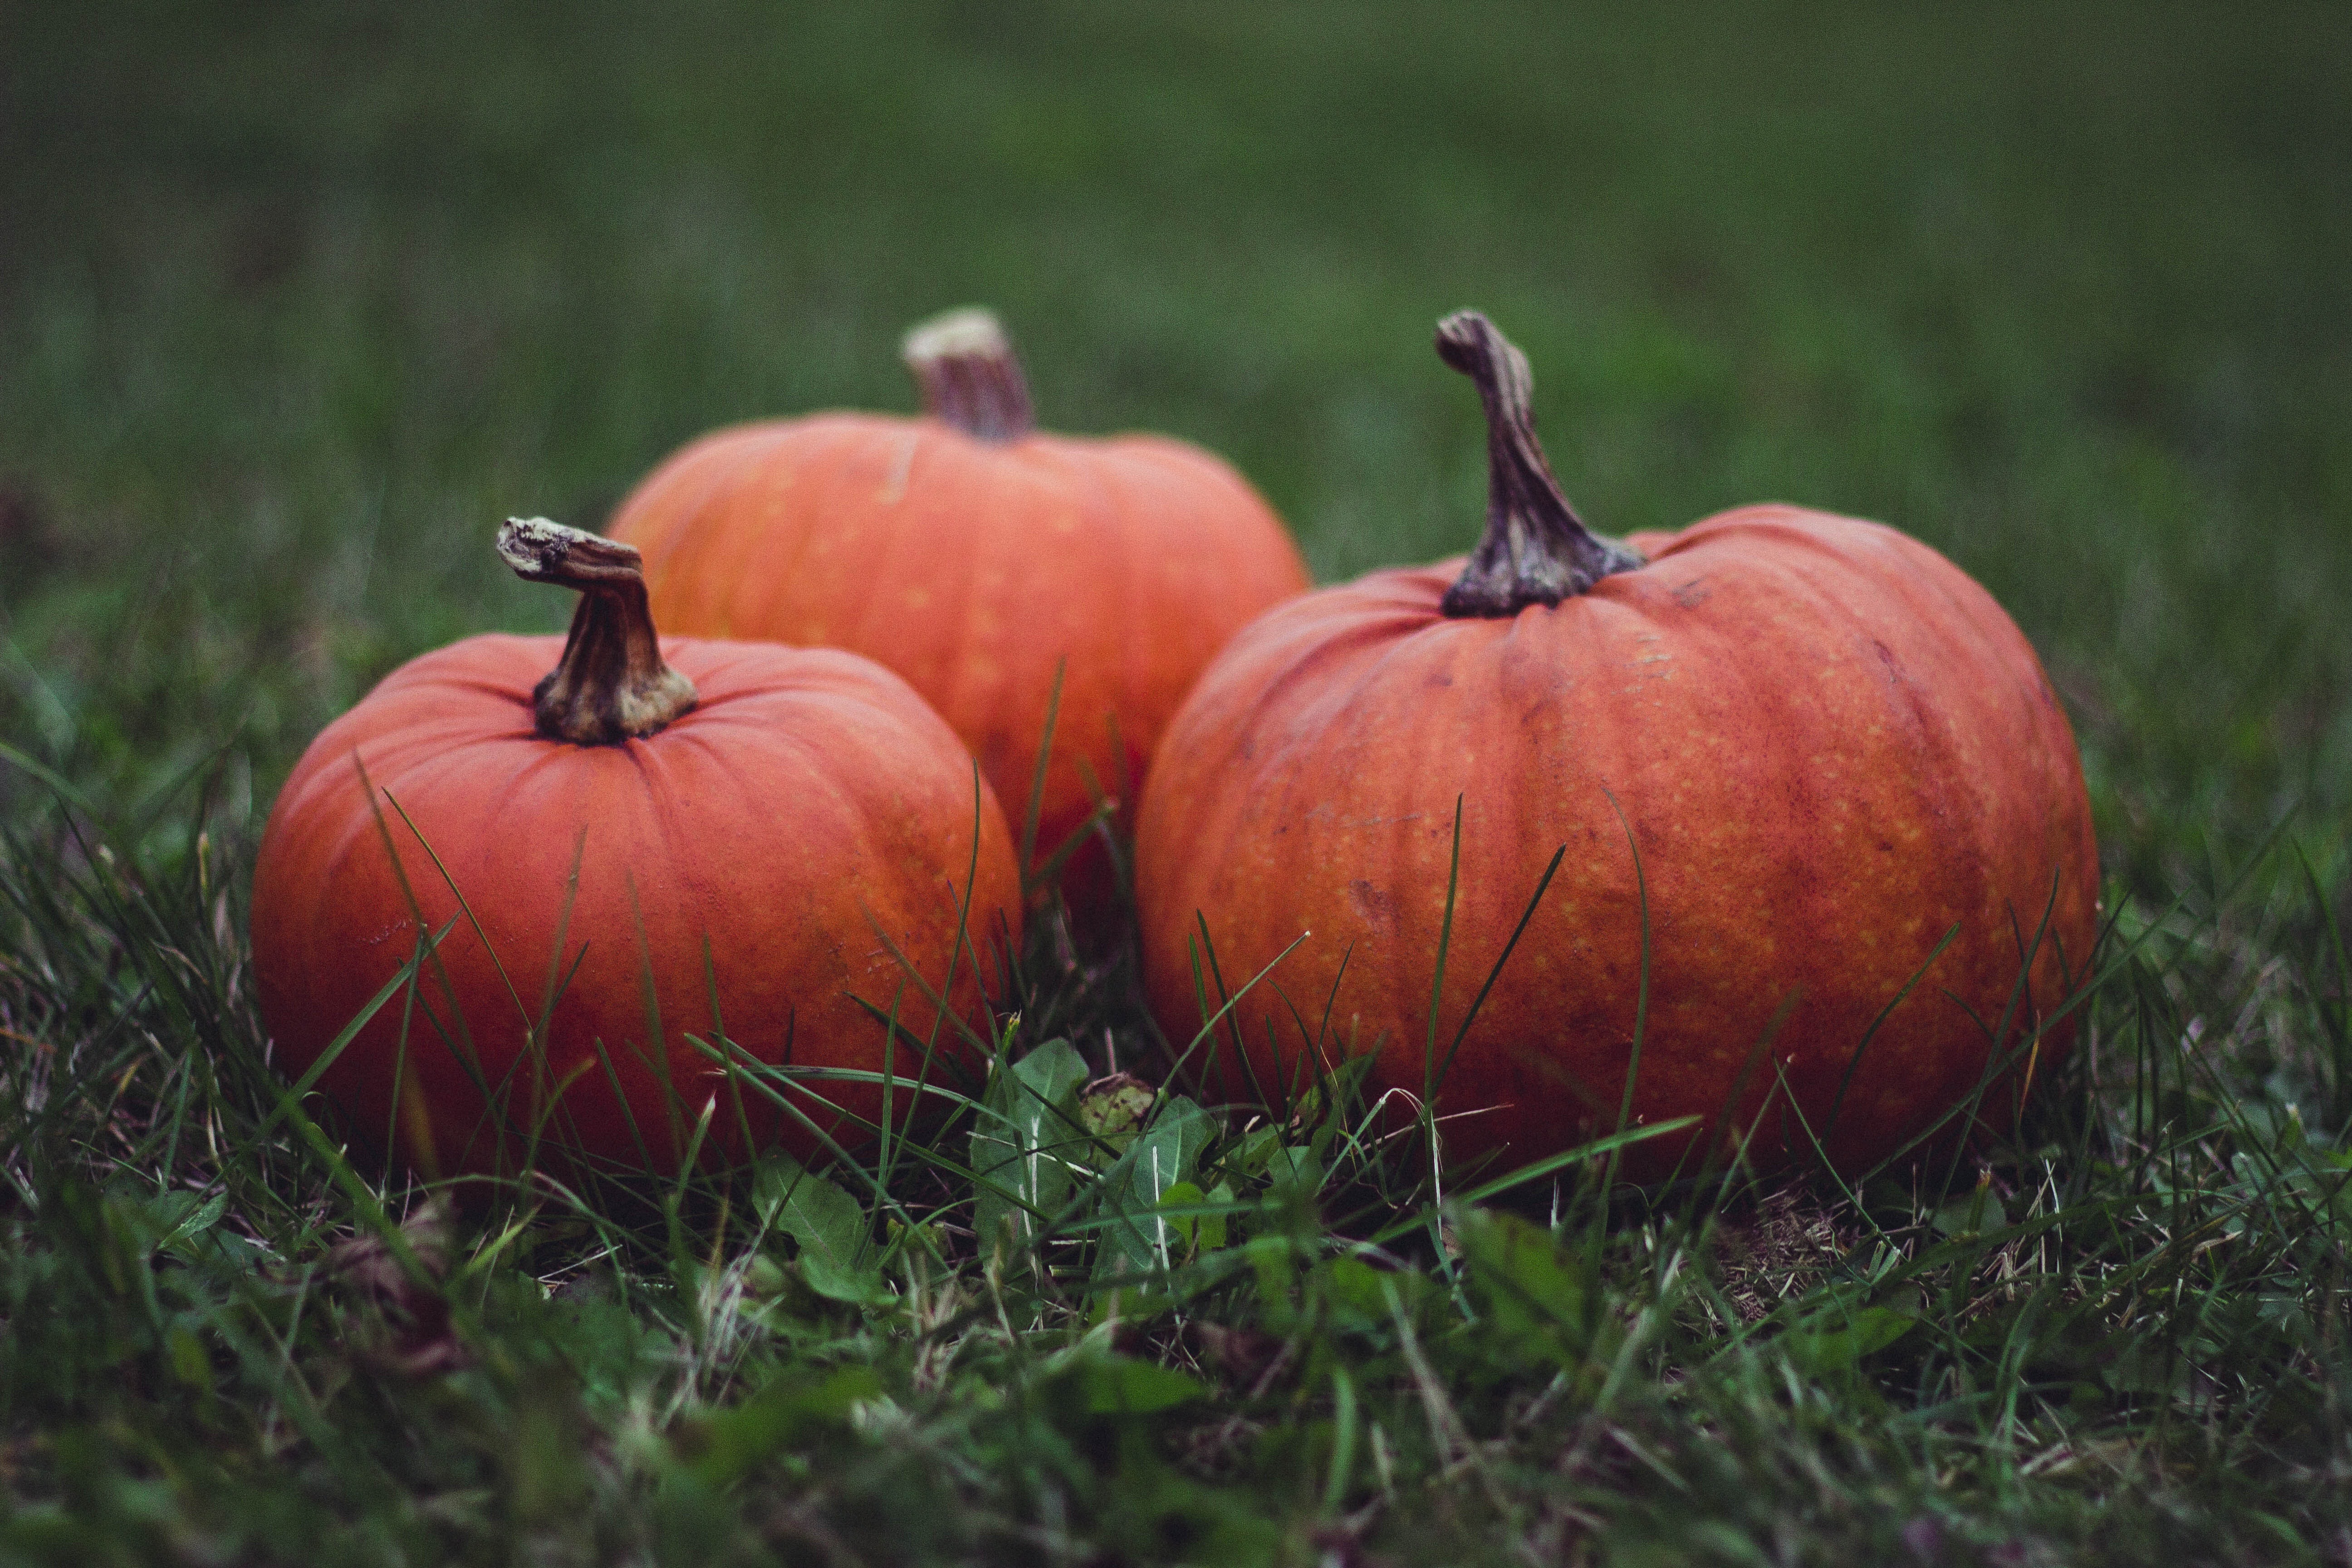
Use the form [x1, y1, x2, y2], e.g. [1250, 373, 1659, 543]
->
[605, 309, 1310, 914]
[1134, 313, 2098, 1178]
[250, 519, 1019, 1179]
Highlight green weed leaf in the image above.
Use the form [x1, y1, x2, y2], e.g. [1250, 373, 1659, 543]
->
[1096, 1094, 1213, 1279]
[754, 1153, 884, 1304]
[970, 1038, 1089, 1259]
[675, 1365, 882, 1490]
[1456, 1208, 1601, 1371]
[1779, 1306, 1918, 1375]
[1081, 1354, 1207, 1416]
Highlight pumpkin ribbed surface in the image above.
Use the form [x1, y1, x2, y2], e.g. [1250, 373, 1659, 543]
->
[252, 633, 1018, 1177]
[605, 318, 1309, 914]
[1136, 505, 2098, 1176]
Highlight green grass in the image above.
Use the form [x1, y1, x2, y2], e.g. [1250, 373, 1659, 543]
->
[4, 1, 2350, 1562]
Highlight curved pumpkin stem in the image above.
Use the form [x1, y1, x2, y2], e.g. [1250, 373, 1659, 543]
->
[902, 307, 1035, 443]
[1437, 310, 1644, 617]
[498, 517, 698, 745]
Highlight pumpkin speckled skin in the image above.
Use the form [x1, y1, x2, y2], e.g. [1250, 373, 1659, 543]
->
[1135, 505, 2099, 1178]
[251, 634, 1019, 1178]
[606, 402, 1309, 913]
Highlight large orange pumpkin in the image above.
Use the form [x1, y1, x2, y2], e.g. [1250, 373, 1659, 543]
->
[605, 309, 1311, 915]
[250, 519, 1020, 1180]
[1134, 313, 2098, 1179]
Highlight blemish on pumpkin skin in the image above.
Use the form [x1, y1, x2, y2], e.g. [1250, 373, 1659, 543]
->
[1348, 879, 1396, 930]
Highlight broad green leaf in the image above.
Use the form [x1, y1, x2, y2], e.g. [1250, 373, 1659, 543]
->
[1145, 1178, 1235, 1254]
[1264, 1143, 1323, 1205]
[676, 1365, 882, 1490]
[1096, 1094, 1212, 1279]
[154, 1190, 226, 1255]
[1156, 1180, 1208, 1247]
[754, 1153, 883, 1303]
[1780, 1305, 1918, 1374]
[164, 1323, 214, 1395]
[1201, 1181, 1235, 1250]
[1231, 1125, 1287, 1177]
[1931, 1183, 2008, 1238]
[1457, 1207, 1597, 1369]
[1245, 1234, 1302, 1333]
[1323, 1253, 1429, 1336]
[969, 1038, 1089, 1258]
[1193, 1181, 1234, 1251]
[1080, 1354, 1206, 1416]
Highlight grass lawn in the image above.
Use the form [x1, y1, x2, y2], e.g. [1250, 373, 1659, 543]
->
[4, 2, 2349, 1562]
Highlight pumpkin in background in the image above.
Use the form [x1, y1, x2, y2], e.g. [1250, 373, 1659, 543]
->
[1134, 312, 2099, 1179]
[605, 309, 1311, 917]
[250, 518, 1020, 1181]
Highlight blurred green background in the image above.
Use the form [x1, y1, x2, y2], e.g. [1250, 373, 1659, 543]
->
[3, 0, 2347, 893]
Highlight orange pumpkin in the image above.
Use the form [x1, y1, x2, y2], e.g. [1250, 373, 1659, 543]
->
[1134, 313, 2098, 1179]
[250, 519, 1019, 1180]
[605, 309, 1310, 915]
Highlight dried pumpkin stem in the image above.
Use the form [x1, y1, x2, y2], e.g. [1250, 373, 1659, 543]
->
[902, 307, 1035, 443]
[1436, 310, 1644, 617]
[497, 517, 697, 745]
